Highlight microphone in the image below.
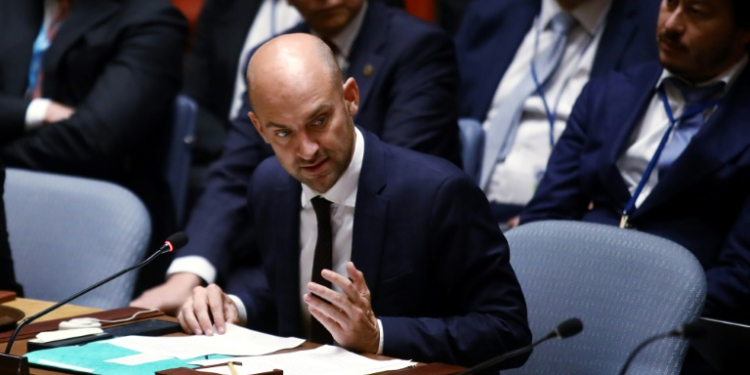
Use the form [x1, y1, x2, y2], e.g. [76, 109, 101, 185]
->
[452, 317, 583, 375]
[617, 321, 706, 375]
[2, 232, 188, 356]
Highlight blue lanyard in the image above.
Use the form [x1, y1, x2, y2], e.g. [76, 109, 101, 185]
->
[26, 25, 50, 98]
[619, 87, 721, 228]
[530, 14, 603, 149]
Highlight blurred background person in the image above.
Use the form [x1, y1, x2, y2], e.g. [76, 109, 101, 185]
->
[0, 0, 187, 296]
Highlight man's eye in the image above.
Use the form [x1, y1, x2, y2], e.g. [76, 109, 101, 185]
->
[313, 116, 326, 126]
[276, 130, 290, 138]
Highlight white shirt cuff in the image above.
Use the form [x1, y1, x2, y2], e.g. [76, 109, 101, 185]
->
[166, 256, 217, 284]
[377, 318, 384, 355]
[228, 294, 248, 327]
[25, 98, 51, 130]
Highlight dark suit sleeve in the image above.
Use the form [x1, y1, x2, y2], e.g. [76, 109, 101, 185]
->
[380, 175, 531, 369]
[375, 22, 461, 166]
[0, 97, 29, 140]
[520, 83, 594, 223]
[179, 101, 271, 277]
[0, 6, 185, 175]
[704, 193, 750, 323]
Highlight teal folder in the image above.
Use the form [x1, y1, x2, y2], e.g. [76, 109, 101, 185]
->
[25, 340, 228, 375]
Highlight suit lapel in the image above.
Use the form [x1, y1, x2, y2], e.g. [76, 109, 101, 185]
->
[347, 1, 387, 110]
[351, 130, 389, 297]
[272, 178, 304, 335]
[0, 0, 43, 94]
[591, 0, 638, 76]
[598, 64, 663, 205]
[471, 0, 539, 120]
[636, 67, 750, 217]
[43, 0, 118, 72]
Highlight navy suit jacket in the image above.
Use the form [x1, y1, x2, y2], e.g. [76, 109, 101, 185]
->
[178, 1, 461, 279]
[234, 129, 531, 368]
[456, 0, 660, 122]
[521, 62, 750, 324]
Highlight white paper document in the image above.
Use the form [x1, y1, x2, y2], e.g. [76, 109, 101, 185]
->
[107, 323, 305, 359]
[191, 345, 415, 375]
[105, 352, 175, 365]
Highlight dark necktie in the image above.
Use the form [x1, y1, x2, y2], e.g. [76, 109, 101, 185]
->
[657, 78, 725, 177]
[309, 196, 334, 344]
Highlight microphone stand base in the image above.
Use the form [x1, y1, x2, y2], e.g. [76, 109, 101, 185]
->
[0, 353, 29, 375]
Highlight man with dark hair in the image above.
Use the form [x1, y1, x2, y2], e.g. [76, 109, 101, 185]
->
[522, 0, 750, 329]
[177, 33, 530, 370]
[456, 0, 660, 225]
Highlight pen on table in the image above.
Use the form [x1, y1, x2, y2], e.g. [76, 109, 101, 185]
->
[227, 361, 239, 375]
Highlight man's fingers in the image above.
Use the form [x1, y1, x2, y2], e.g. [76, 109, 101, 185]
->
[346, 262, 371, 298]
[307, 281, 354, 314]
[321, 269, 362, 304]
[178, 297, 201, 335]
[305, 293, 345, 329]
[205, 285, 227, 335]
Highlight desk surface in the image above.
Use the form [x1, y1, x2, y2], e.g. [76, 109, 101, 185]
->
[4, 298, 101, 322]
[1, 299, 465, 375]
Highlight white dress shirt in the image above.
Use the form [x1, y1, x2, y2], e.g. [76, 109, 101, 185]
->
[617, 56, 748, 208]
[485, 0, 611, 205]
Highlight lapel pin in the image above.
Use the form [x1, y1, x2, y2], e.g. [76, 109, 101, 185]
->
[363, 64, 374, 76]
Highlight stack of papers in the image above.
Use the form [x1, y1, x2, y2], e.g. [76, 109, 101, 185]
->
[191, 345, 415, 375]
[107, 323, 305, 359]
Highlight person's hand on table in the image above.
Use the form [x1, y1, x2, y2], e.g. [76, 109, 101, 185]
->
[304, 261, 379, 354]
[178, 283, 239, 335]
[130, 272, 203, 316]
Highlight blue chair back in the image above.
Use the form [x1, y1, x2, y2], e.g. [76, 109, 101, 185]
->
[167, 94, 198, 226]
[4, 168, 151, 309]
[458, 118, 484, 184]
[503, 220, 706, 375]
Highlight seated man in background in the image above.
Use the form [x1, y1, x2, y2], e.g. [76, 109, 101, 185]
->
[0, 162, 23, 296]
[455, 0, 660, 225]
[522, 0, 750, 332]
[132, 0, 462, 314]
[0, 0, 187, 295]
[178, 33, 531, 369]
[181, 0, 301, 209]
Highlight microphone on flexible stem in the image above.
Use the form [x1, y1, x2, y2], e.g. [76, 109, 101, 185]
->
[1, 232, 188, 364]
[617, 321, 706, 375]
[452, 317, 584, 375]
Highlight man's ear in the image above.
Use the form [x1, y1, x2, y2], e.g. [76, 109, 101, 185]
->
[248, 112, 270, 144]
[343, 77, 359, 117]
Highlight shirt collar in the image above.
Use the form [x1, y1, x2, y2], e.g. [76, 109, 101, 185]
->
[312, 1, 368, 61]
[656, 54, 749, 93]
[301, 127, 364, 208]
[540, 0, 612, 36]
